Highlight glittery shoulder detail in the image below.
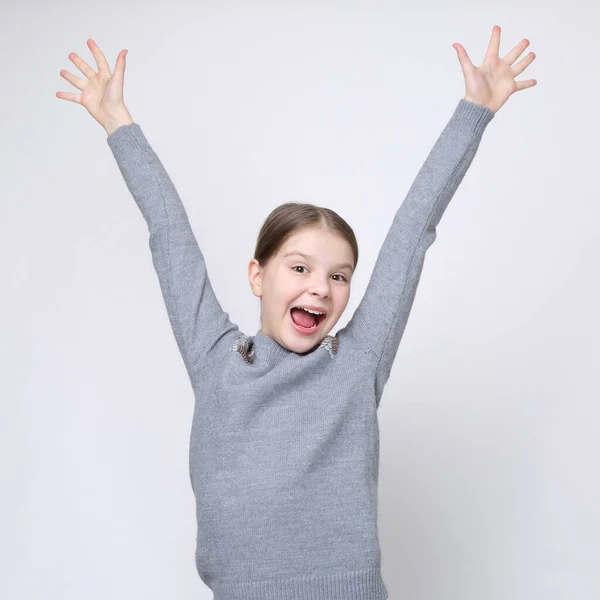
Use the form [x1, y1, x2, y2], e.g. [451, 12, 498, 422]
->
[231, 332, 339, 363]
[232, 332, 255, 364]
[319, 335, 339, 358]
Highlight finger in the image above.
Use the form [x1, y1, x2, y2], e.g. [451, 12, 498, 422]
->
[504, 39, 531, 66]
[113, 49, 128, 79]
[485, 24, 501, 60]
[512, 51, 536, 77]
[87, 38, 111, 74]
[515, 78, 537, 92]
[55, 91, 82, 104]
[59, 69, 86, 91]
[69, 52, 96, 79]
[453, 43, 474, 71]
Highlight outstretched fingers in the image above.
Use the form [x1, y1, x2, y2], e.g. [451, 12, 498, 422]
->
[504, 38, 532, 67]
[512, 51, 536, 76]
[68, 51, 95, 80]
[86, 38, 112, 73]
[68, 39, 111, 80]
[485, 25, 501, 60]
[515, 78, 538, 92]
[59, 68, 86, 91]
[453, 43, 475, 73]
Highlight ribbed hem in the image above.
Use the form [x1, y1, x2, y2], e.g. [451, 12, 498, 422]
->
[451, 99, 495, 134]
[211, 567, 388, 600]
[106, 122, 144, 154]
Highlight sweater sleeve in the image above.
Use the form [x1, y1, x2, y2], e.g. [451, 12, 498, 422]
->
[106, 123, 239, 382]
[339, 99, 495, 407]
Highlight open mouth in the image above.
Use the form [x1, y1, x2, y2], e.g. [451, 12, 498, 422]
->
[289, 307, 326, 335]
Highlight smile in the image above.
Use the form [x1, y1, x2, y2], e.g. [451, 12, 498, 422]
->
[289, 309, 326, 336]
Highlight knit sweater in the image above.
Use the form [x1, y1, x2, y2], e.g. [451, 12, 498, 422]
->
[106, 98, 494, 599]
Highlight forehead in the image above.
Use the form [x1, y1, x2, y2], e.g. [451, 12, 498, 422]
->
[279, 228, 347, 253]
[277, 228, 354, 269]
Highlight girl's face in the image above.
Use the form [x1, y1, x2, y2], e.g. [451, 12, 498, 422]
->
[248, 227, 355, 353]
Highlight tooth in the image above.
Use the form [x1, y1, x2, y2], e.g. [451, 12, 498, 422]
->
[300, 307, 323, 315]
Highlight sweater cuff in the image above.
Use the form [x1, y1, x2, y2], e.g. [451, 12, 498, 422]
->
[450, 99, 495, 135]
[106, 122, 145, 155]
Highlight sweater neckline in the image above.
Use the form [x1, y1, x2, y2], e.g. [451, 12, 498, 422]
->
[233, 330, 338, 364]
[252, 330, 294, 361]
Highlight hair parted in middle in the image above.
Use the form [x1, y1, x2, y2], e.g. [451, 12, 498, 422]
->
[253, 202, 359, 270]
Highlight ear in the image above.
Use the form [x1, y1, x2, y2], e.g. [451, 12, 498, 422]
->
[248, 258, 263, 298]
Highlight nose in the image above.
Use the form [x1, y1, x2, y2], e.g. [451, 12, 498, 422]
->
[308, 276, 331, 299]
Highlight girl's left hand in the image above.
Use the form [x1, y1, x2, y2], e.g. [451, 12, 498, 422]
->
[453, 25, 537, 114]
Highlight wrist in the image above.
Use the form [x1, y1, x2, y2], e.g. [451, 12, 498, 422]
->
[104, 109, 134, 135]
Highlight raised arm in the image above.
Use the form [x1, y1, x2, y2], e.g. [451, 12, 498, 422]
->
[339, 25, 537, 407]
[57, 39, 238, 383]
[338, 99, 494, 404]
[106, 123, 239, 381]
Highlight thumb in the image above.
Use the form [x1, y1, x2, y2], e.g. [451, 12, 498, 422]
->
[453, 43, 472, 70]
[114, 49, 128, 78]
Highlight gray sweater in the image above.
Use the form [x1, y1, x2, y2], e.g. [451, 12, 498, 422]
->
[107, 99, 494, 600]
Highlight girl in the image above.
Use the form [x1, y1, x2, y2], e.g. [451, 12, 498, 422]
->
[57, 26, 537, 600]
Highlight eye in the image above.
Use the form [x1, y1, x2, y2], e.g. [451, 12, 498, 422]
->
[292, 266, 348, 282]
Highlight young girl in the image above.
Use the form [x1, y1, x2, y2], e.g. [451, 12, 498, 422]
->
[57, 26, 536, 600]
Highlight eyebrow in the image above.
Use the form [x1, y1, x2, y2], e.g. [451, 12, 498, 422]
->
[282, 251, 354, 272]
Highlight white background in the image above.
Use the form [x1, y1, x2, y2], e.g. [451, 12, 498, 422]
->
[3, 0, 598, 598]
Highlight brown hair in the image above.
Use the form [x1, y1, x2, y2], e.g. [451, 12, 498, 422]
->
[253, 202, 359, 270]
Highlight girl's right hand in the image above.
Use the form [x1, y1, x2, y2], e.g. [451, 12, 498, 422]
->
[56, 39, 132, 132]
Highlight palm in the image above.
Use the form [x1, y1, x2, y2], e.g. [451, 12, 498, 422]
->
[79, 70, 117, 121]
[453, 25, 537, 114]
[57, 39, 128, 127]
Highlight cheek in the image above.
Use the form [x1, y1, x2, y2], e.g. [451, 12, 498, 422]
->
[336, 284, 351, 300]
[274, 273, 300, 304]
[335, 290, 351, 313]
[281, 271, 303, 292]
